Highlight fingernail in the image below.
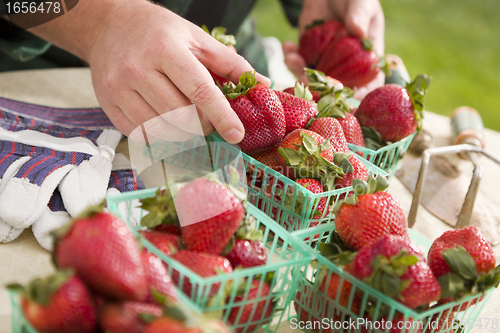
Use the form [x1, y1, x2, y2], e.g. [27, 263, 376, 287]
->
[225, 128, 244, 143]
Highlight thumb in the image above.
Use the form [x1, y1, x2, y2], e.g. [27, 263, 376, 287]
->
[344, 0, 374, 39]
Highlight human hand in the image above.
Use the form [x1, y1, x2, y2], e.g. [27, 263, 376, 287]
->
[87, 1, 270, 143]
[283, 0, 384, 99]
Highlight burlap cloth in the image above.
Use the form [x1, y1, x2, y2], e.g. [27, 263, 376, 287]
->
[0, 68, 498, 333]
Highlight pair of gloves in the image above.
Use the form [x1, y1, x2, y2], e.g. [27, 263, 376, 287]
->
[0, 97, 144, 250]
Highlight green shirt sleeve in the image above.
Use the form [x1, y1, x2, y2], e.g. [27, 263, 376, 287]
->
[279, 0, 304, 27]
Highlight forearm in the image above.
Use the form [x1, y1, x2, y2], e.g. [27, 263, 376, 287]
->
[27, 0, 145, 62]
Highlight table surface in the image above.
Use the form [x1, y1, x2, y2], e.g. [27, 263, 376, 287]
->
[0, 68, 499, 333]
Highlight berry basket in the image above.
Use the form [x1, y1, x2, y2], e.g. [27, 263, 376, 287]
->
[106, 188, 313, 333]
[207, 134, 389, 232]
[8, 277, 207, 333]
[280, 223, 495, 333]
[347, 131, 417, 181]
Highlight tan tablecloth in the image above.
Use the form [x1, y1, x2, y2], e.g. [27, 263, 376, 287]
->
[0, 68, 499, 333]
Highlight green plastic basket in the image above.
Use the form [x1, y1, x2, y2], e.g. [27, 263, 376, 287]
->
[106, 188, 313, 333]
[208, 135, 389, 232]
[282, 223, 495, 333]
[8, 275, 206, 333]
[347, 131, 417, 181]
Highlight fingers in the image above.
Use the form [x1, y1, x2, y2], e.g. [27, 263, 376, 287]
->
[283, 42, 309, 83]
[193, 30, 271, 87]
[343, 0, 385, 53]
[159, 43, 245, 144]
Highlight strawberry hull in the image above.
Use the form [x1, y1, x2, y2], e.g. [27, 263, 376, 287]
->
[106, 188, 313, 333]
[287, 224, 495, 333]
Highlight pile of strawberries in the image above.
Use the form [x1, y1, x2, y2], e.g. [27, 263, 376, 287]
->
[8, 177, 276, 333]
[295, 175, 500, 332]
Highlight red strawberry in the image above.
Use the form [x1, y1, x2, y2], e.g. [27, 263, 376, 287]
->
[320, 263, 361, 316]
[274, 83, 318, 135]
[427, 226, 499, 310]
[335, 155, 368, 193]
[337, 113, 365, 147]
[139, 230, 181, 256]
[170, 250, 233, 297]
[295, 178, 328, 219]
[222, 72, 286, 153]
[334, 175, 408, 251]
[177, 178, 245, 255]
[8, 270, 96, 333]
[139, 188, 180, 233]
[53, 204, 148, 301]
[356, 75, 431, 142]
[226, 280, 273, 333]
[225, 240, 267, 268]
[316, 36, 380, 89]
[308, 117, 348, 152]
[352, 235, 441, 309]
[299, 20, 346, 67]
[279, 129, 333, 162]
[249, 145, 295, 179]
[141, 251, 178, 303]
[99, 301, 162, 333]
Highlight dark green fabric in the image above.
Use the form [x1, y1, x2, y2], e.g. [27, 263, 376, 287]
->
[0, 0, 303, 74]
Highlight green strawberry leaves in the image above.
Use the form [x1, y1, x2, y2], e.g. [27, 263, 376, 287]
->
[221, 71, 258, 100]
[438, 246, 500, 299]
[7, 269, 74, 306]
[202, 25, 236, 46]
[140, 188, 179, 229]
[319, 231, 357, 267]
[333, 174, 389, 212]
[292, 82, 313, 101]
[406, 74, 432, 132]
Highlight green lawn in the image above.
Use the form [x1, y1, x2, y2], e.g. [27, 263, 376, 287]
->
[251, 0, 500, 131]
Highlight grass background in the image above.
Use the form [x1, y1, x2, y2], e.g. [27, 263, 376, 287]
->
[251, 0, 500, 131]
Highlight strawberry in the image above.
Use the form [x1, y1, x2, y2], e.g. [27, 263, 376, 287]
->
[99, 301, 162, 333]
[316, 36, 380, 89]
[335, 155, 368, 193]
[176, 177, 245, 255]
[274, 83, 318, 135]
[139, 188, 180, 234]
[8, 270, 96, 333]
[299, 20, 346, 68]
[295, 178, 328, 219]
[222, 71, 286, 153]
[356, 74, 431, 142]
[53, 203, 148, 301]
[278, 129, 352, 190]
[203, 26, 237, 86]
[352, 235, 441, 310]
[334, 175, 408, 251]
[248, 145, 295, 179]
[226, 280, 273, 333]
[337, 113, 365, 147]
[307, 117, 349, 153]
[427, 226, 500, 310]
[224, 215, 268, 268]
[225, 240, 267, 269]
[170, 250, 233, 297]
[304, 68, 347, 103]
[141, 251, 178, 303]
[139, 230, 181, 256]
